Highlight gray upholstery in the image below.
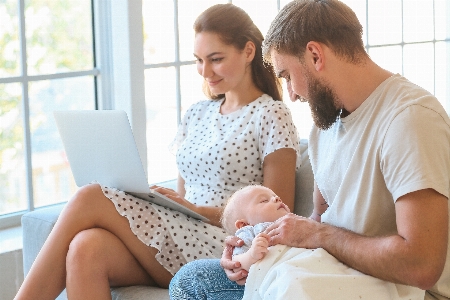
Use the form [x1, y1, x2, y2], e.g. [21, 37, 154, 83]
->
[21, 139, 313, 299]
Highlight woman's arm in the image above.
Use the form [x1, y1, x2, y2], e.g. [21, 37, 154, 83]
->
[262, 148, 297, 211]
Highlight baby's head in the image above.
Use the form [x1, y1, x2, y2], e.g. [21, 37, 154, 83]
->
[221, 185, 290, 234]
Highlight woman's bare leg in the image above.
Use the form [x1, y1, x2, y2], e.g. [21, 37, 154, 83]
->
[66, 228, 154, 300]
[15, 184, 173, 300]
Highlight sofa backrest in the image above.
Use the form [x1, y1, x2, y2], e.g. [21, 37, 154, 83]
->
[294, 139, 314, 217]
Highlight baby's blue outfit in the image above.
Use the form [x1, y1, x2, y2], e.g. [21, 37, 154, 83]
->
[233, 222, 273, 256]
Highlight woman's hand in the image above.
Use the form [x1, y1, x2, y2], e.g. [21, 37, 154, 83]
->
[150, 185, 198, 213]
[220, 236, 248, 285]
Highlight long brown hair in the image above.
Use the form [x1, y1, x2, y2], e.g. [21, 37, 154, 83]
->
[194, 4, 282, 101]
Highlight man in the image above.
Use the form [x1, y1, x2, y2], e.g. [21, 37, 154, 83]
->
[169, 1, 450, 299]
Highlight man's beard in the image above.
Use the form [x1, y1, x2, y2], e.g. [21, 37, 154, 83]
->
[301, 72, 341, 130]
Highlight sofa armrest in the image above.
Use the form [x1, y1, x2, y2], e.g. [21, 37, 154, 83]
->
[21, 203, 66, 277]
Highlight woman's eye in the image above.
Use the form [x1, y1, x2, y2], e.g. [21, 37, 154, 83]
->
[211, 57, 223, 62]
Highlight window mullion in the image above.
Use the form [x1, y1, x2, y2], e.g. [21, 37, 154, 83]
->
[18, 0, 34, 212]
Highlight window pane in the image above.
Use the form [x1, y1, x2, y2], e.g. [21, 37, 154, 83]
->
[25, 0, 93, 76]
[232, 0, 278, 36]
[29, 77, 95, 208]
[143, 0, 175, 64]
[368, 45, 403, 75]
[0, 83, 26, 214]
[435, 41, 450, 112]
[178, 0, 226, 62]
[435, 0, 450, 40]
[368, 0, 402, 45]
[403, 43, 434, 94]
[0, 0, 20, 78]
[284, 93, 313, 140]
[403, 0, 433, 43]
[145, 68, 178, 183]
[180, 64, 204, 117]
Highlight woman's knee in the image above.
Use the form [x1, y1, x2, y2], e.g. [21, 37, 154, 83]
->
[69, 183, 103, 206]
[66, 228, 109, 275]
[61, 183, 108, 223]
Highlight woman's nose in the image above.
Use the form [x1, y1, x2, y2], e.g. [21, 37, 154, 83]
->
[198, 62, 212, 78]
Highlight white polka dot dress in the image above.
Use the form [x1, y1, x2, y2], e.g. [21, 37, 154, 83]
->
[101, 94, 301, 275]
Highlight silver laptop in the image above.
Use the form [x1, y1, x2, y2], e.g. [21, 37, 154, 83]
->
[53, 110, 208, 221]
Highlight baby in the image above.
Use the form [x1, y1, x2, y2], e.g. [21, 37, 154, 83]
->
[220, 185, 292, 272]
[221, 185, 423, 300]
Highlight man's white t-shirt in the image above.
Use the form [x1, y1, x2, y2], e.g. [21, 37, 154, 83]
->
[309, 74, 450, 299]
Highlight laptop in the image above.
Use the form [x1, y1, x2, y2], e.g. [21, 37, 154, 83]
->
[53, 110, 208, 221]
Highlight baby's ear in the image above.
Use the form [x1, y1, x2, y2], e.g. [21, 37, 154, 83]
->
[235, 219, 249, 229]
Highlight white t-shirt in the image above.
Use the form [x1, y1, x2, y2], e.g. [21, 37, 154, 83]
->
[309, 74, 450, 299]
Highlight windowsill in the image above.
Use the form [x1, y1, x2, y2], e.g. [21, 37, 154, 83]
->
[0, 226, 22, 253]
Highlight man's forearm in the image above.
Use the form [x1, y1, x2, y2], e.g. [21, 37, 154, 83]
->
[317, 223, 446, 290]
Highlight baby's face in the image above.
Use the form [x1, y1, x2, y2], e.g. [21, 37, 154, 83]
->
[240, 186, 290, 226]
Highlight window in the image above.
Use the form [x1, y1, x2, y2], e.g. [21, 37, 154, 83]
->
[142, 0, 450, 185]
[0, 0, 97, 227]
[1, 0, 449, 228]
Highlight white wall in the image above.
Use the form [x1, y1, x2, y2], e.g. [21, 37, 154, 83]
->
[0, 249, 23, 300]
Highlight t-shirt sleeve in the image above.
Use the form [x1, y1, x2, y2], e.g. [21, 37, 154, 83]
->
[381, 104, 450, 200]
[257, 101, 301, 169]
[169, 105, 195, 155]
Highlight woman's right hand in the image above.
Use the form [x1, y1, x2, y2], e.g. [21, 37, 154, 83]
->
[220, 236, 248, 285]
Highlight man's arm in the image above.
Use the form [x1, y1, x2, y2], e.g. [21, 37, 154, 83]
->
[266, 188, 448, 289]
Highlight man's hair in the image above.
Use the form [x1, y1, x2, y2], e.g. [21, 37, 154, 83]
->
[262, 0, 368, 65]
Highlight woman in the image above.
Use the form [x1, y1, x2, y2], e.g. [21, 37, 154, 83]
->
[15, 4, 300, 299]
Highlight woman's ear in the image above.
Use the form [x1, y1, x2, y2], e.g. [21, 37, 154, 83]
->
[235, 219, 249, 229]
[244, 41, 256, 63]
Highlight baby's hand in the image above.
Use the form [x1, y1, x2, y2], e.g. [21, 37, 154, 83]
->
[249, 233, 270, 261]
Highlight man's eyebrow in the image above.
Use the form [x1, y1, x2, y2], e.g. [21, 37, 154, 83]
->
[193, 52, 223, 59]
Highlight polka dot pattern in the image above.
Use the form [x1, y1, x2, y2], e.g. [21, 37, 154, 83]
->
[172, 94, 301, 207]
[101, 185, 227, 276]
[102, 94, 300, 276]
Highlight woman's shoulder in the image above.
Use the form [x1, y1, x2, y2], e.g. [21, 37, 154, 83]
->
[253, 94, 292, 115]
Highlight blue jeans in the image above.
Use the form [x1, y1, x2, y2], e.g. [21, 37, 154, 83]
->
[169, 259, 245, 300]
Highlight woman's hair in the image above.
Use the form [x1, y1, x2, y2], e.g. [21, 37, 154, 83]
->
[262, 0, 368, 65]
[194, 4, 282, 101]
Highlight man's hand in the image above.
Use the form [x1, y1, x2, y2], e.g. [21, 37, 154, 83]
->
[265, 213, 323, 249]
[220, 236, 248, 285]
